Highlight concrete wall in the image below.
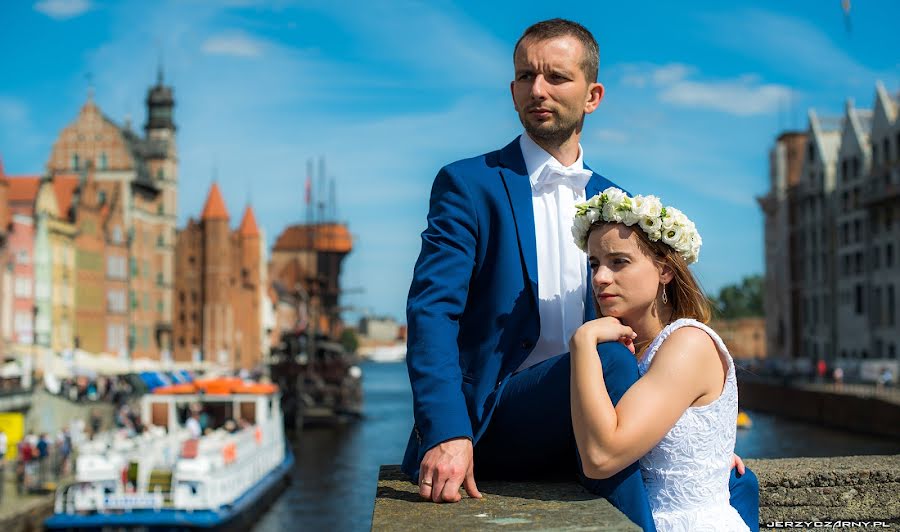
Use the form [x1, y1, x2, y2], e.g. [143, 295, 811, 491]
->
[739, 380, 900, 439]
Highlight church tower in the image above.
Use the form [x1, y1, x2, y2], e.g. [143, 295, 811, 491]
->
[144, 67, 178, 356]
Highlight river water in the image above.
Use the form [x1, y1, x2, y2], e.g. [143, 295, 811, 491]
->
[253, 361, 900, 531]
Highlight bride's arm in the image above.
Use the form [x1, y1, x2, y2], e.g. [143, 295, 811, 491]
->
[570, 322, 722, 479]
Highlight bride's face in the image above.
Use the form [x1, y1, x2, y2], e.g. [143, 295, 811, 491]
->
[587, 224, 666, 321]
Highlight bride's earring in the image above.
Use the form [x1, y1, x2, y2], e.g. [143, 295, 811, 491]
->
[661, 284, 668, 305]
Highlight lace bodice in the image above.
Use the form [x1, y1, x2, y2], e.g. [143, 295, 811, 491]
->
[636, 319, 749, 532]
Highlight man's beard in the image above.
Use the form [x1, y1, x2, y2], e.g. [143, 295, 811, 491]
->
[520, 110, 583, 147]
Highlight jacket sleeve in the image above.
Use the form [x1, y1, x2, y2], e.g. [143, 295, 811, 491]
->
[406, 166, 478, 452]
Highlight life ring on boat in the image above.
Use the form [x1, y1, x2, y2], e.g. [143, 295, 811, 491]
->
[223, 442, 237, 464]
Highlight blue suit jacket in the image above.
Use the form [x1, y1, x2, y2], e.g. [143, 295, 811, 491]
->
[402, 137, 619, 479]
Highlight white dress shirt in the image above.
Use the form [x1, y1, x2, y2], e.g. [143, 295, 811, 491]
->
[516, 133, 589, 372]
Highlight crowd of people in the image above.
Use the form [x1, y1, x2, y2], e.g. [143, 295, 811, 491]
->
[0, 428, 75, 498]
[53, 375, 137, 405]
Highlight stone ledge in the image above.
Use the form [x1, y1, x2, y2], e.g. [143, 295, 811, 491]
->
[372, 465, 640, 531]
[748, 455, 900, 525]
[376, 455, 900, 530]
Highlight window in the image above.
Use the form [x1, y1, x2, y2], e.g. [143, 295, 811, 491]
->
[71, 153, 80, 169]
[14, 278, 32, 298]
[884, 138, 890, 163]
[873, 144, 879, 166]
[890, 285, 896, 326]
[855, 284, 864, 314]
[112, 226, 123, 244]
[98, 152, 108, 170]
[15, 250, 29, 264]
[130, 258, 138, 277]
[156, 272, 164, 286]
[852, 157, 860, 178]
[887, 244, 894, 268]
[130, 291, 137, 310]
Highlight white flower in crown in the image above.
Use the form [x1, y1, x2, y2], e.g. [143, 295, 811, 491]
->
[572, 188, 702, 265]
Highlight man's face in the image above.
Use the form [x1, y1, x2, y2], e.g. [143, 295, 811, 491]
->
[511, 35, 603, 146]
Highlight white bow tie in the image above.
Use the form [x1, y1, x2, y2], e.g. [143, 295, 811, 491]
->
[534, 164, 593, 193]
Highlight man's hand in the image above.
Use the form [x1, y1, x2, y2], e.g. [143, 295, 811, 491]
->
[418, 437, 482, 503]
[731, 453, 745, 475]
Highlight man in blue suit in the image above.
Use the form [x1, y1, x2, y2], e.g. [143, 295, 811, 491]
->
[402, 19, 758, 531]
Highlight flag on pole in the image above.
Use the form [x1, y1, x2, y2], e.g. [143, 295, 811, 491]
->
[305, 174, 312, 205]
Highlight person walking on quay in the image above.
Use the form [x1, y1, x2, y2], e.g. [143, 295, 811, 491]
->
[16, 434, 33, 494]
[37, 433, 49, 488]
[0, 429, 7, 504]
[403, 17, 758, 531]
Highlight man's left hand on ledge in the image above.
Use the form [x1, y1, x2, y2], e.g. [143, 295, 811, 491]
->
[418, 436, 483, 503]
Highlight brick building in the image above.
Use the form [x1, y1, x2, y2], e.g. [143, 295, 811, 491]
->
[42, 74, 178, 359]
[173, 183, 266, 369]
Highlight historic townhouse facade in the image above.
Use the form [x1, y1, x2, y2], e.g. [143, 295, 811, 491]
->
[43, 74, 178, 360]
[760, 82, 900, 362]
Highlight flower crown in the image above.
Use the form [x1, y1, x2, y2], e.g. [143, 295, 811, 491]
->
[572, 187, 702, 265]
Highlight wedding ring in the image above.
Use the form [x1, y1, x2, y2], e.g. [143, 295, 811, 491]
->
[421, 479, 432, 486]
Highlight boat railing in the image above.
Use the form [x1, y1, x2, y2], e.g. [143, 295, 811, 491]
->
[172, 413, 284, 510]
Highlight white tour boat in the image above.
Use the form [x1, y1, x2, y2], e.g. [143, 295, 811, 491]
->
[45, 377, 294, 530]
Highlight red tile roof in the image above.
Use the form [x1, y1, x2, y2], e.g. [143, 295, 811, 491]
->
[201, 182, 229, 221]
[53, 174, 80, 217]
[5, 176, 42, 203]
[238, 205, 260, 238]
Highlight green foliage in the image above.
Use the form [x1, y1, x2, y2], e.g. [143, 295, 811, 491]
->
[710, 274, 764, 319]
[340, 329, 360, 354]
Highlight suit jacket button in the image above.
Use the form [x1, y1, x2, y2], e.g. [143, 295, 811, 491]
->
[521, 340, 533, 349]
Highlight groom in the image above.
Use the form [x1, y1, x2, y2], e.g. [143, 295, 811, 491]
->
[402, 18, 758, 530]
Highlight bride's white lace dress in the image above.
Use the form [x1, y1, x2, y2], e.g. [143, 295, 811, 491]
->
[636, 318, 749, 532]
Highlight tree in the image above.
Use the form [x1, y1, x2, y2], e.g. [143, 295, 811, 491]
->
[711, 275, 764, 319]
[340, 329, 359, 354]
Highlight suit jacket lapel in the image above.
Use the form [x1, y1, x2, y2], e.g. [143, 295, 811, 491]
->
[497, 138, 539, 309]
[582, 164, 612, 322]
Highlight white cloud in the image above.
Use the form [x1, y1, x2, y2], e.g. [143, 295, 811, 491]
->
[0, 97, 29, 124]
[33, 0, 91, 20]
[202, 32, 266, 58]
[614, 63, 794, 116]
[594, 129, 628, 144]
[659, 75, 794, 116]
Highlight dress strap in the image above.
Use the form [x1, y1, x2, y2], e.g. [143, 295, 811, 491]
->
[638, 318, 734, 376]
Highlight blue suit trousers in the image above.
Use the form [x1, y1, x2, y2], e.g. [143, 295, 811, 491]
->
[473, 342, 759, 531]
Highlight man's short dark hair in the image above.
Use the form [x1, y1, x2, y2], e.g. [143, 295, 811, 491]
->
[514, 18, 599, 83]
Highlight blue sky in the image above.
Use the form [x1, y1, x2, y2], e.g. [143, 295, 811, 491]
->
[1, 0, 898, 324]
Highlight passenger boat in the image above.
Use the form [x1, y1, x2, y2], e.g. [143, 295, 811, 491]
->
[45, 378, 294, 530]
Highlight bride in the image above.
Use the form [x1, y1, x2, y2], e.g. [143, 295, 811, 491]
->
[568, 188, 750, 531]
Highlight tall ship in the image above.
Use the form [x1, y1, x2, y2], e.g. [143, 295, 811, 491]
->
[267, 213, 363, 431]
[45, 378, 294, 530]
